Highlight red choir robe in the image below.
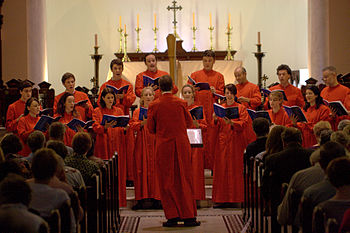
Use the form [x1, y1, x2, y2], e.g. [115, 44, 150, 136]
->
[296, 104, 331, 148]
[147, 93, 197, 220]
[186, 103, 207, 200]
[54, 91, 93, 122]
[267, 108, 293, 127]
[265, 83, 305, 109]
[98, 78, 136, 181]
[135, 70, 178, 99]
[236, 81, 261, 146]
[189, 69, 225, 169]
[212, 102, 248, 203]
[92, 106, 127, 207]
[129, 108, 160, 201]
[17, 114, 40, 156]
[321, 84, 350, 130]
[56, 112, 81, 147]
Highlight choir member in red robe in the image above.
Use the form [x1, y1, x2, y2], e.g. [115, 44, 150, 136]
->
[265, 64, 305, 109]
[6, 81, 33, 156]
[17, 97, 41, 156]
[267, 91, 293, 127]
[212, 84, 248, 206]
[291, 86, 331, 148]
[189, 50, 225, 169]
[129, 87, 161, 210]
[234, 66, 261, 145]
[148, 75, 199, 227]
[98, 58, 137, 182]
[55, 93, 82, 147]
[54, 72, 93, 122]
[321, 66, 350, 130]
[182, 84, 207, 201]
[135, 53, 178, 99]
[92, 87, 127, 207]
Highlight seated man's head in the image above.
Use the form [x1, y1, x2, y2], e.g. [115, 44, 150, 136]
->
[48, 122, 66, 141]
[313, 121, 332, 143]
[281, 127, 302, 147]
[0, 133, 23, 156]
[46, 140, 68, 160]
[0, 160, 23, 182]
[159, 75, 173, 92]
[319, 141, 346, 171]
[330, 131, 350, 149]
[31, 148, 58, 182]
[327, 157, 350, 190]
[72, 132, 92, 155]
[0, 173, 31, 206]
[252, 118, 270, 137]
[338, 119, 350, 131]
[27, 131, 46, 154]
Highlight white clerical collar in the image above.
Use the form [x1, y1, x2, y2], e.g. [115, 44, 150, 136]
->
[162, 91, 172, 94]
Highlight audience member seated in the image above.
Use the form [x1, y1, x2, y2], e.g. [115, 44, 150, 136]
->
[65, 132, 100, 185]
[0, 133, 23, 159]
[244, 117, 270, 161]
[301, 142, 346, 228]
[28, 148, 76, 232]
[46, 140, 85, 189]
[26, 130, 46, 163]
[0, 174, 48, 232]
[257, 125, 286, 161]
[48, 122, 74, 156]
[312, 157, 350, 233]
[330, 131, 350, 154]
[338, 119, 350, 131]
[262, 127, 311, 232]
[312, 121, 332, 149]
[0, 160, 24, 182]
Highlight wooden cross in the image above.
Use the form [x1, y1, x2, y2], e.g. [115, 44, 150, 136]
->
[167, 0, 182, 39]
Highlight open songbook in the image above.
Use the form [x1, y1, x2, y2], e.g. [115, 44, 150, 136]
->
[106, 84, 129, 95]
[187, 128, 203, 148]
[39, 108, 53, 116]
[66, 119, 95, 132]
[143, 75, 160, 89]
[213, 103, 239, 119]
[213, 92, 226, 101]
[101, 114, 129, 128]
[187, 76, 210, 91]
[262, 88, 288, 101]
[283, 106, 308, 122]
[323, 100, 349, 116]
[74, 99, 89, 106]
[138, 107, 148, 120]
[247, 109, 271, 122]
[34, 115, 62, 131]
[189, 106, 204, 120]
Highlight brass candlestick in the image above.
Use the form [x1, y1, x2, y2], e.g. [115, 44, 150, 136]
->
[254, 43, 265, 89]
[191, 26, 197, 52]
[208, 26, 214, 51]
[135, 27, 142, 53]
[152, 27, 159, 52]
[90, 46, 103, 106]
[117, 27, 123, 53]
[225, 26, 233, 60]
[122, 32, 130, 62]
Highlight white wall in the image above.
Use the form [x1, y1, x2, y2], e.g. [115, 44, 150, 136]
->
[46, 0, 307, 93]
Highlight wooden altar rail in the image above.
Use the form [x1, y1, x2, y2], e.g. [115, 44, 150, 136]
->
[114, 40, 236, 61]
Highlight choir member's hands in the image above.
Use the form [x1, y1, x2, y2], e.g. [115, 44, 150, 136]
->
[329, 106, 338, 118]
[192, 116, 200, 128]
[213, 113, 218, 124]
[210, 86, 216, 93]
[140, 116, 147, 126]
[149, 84, 158, 91]
[124, 124, 130, 131]
[290, 114, 298, 127]
[194, 86, 200, 92]
[116, 93, 124, 100]
[104, 120, 117, 129]
[223, 117, 234, 126]
[237, 96, 250, 103]
[16, 114, 24, 122]
[76, 125, 84, 132]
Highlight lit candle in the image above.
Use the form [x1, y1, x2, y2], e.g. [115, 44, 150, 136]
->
[94, 34, 98, 47]
[119, 16, 122, 29]
[137, 14, 139, 28]
[193, 12, 195, 27]
[258, 31, 261, 44]
[124, 24, 126, 34]
[154, 13, 157, 28]
[228, 13, 231, 28]
[210, 13, 212, 27]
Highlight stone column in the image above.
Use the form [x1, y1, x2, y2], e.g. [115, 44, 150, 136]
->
[308, 0, 329, 82]
[27, 0, 47, 85]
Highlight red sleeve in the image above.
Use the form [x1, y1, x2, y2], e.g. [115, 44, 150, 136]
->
[5, 104, 18, 132]
[249, 85, 262, 110]
[135, 73, 143, 97]
[129, 109, 142, 131]
[296, 88, 305, 108]
[147, 104, 156, 134]
[231, 105, 249, 131]
[92, 108, 105, 134]
[122, 83, 136, 108]
[17, 117, 34, 142]
[215, 74, 225, 96]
